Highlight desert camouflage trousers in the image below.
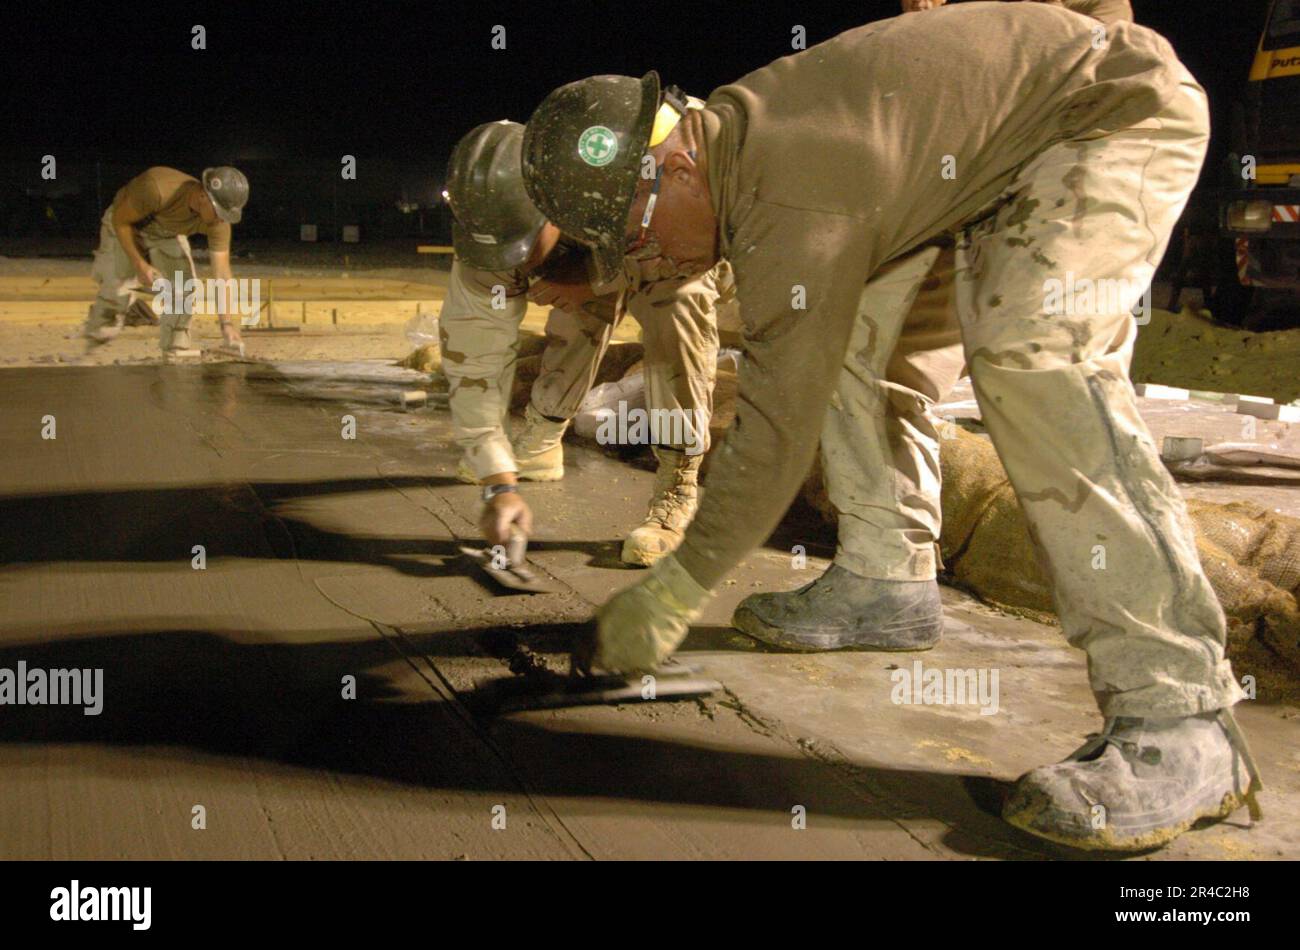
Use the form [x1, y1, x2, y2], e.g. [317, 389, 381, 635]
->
[443, 260, 728, 481]
[84, 207, 198, 348]
[822, 69, 1243, 717]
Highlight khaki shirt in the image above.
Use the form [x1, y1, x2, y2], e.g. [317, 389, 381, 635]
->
[112, 167, 232, 252]
[677, 1, 1185, 588]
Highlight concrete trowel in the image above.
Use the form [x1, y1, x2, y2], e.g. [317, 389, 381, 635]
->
[460, 529, 557, 594]
[472, 658, 722, 714]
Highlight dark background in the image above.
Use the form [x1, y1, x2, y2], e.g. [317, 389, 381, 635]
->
[0, 0, 1273, 244]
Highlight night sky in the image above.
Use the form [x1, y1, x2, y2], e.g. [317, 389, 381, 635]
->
[1, 0, 1268, 166]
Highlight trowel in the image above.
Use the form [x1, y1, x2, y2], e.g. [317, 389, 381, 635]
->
[473, 658, 722, 714]
[460, 529, 557, 594]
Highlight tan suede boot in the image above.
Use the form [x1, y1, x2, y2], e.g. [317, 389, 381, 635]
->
[621, 448, 702, 566]
[454, 405, 570, 484]
[511, 403, 568, 481]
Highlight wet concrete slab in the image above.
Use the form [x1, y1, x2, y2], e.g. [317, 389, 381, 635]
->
[0, 362, 1296, 860]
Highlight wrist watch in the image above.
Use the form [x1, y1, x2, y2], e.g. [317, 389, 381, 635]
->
[482, 483, 519, 503]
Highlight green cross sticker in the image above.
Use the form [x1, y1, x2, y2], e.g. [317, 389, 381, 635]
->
[578, 126, 618, 167]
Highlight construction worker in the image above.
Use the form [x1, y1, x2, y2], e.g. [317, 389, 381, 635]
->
[522, 2, 1261, 850]
[441, 117, 730, 563]
[84, 166, 248, 355]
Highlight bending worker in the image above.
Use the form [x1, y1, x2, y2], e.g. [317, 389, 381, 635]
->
[520, 2, 1260, 851]
[83, 165, 249, 355]
[441, 112, 731, 565]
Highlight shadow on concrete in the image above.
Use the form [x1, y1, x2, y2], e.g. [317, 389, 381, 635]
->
[0, 479, 618, 575]
[0, 621, 1149, 860]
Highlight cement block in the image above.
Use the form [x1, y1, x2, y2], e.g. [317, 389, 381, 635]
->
[1237, 401, 1300, 421]
[1134, 383, 1191, 400]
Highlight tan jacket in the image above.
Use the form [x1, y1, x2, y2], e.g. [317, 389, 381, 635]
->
[676, 1, 1187, 588]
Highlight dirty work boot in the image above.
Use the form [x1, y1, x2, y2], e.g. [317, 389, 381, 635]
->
[511, 404, 568, 481]
[732, 563, 943, 652]
[453, 404, 569, 484]
[81, 302, 122, 348]
[621, 448, 701, 566]
[159, 312, 196, 354]
[1002, 709, 1263, 851]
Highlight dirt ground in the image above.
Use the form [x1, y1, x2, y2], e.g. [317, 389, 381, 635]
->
[1, 254, 1297, 860]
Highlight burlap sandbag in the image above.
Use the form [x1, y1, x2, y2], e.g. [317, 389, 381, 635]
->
[807, 426, 1300, 672]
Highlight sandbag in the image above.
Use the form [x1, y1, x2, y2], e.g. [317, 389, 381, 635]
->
[805, 426, 1300, 673]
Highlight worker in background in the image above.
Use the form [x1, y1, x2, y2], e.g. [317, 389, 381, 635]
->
[521, 2, 1260, 851]
[441, 115, 731, 565]
[83, 166, 248, 355]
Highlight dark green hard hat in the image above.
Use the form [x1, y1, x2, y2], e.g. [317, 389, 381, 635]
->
[521, 72, 660, 287]
[445, 120, 547, 271]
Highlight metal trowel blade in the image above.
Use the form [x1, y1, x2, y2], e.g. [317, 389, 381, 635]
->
[459, 545, 557, 594]
[489, 670, 722, 713]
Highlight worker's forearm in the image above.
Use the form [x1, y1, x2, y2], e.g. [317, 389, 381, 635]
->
[673, 209, 869, 591]
[113, 222, 148, 273]
[675, 366, 831, 590]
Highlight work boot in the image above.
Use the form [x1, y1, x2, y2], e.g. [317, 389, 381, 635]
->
[732, 563, 943, 652]
[81, 303, 121, 348]
[453, 403, 569, 485]
[1002, 709, 1263, 852]
[621, 448, 701, 566]
[160, 311, 196, 355]
[511, 404, 568, 481]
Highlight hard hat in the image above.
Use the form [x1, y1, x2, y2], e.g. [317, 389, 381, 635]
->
[201, 166, 249, 224]
[445, 120, 546, 271]
[521, 72, 660, 287]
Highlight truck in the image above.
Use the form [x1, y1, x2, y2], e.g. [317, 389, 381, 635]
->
[1216, 0, 1300, 327]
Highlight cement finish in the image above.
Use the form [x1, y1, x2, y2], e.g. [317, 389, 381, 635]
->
[1, 363, 1295, 860]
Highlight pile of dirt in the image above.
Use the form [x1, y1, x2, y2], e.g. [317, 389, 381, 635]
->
[1131, 307, 1300, 404]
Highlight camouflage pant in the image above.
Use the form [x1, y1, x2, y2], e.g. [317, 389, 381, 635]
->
[444, 260, 726, 480]
[85, 207, 197, 347]
[823, 72, 1242, 718]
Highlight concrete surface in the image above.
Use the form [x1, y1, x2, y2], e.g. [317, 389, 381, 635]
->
[0, 361, 1296, 860]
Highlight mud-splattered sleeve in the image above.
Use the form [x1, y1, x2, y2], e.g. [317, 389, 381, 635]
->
[440, 260, 529, 480]
[674, 202, 872, 590]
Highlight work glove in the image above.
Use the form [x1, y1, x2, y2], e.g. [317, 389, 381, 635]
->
[575, 554, 712, 674]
